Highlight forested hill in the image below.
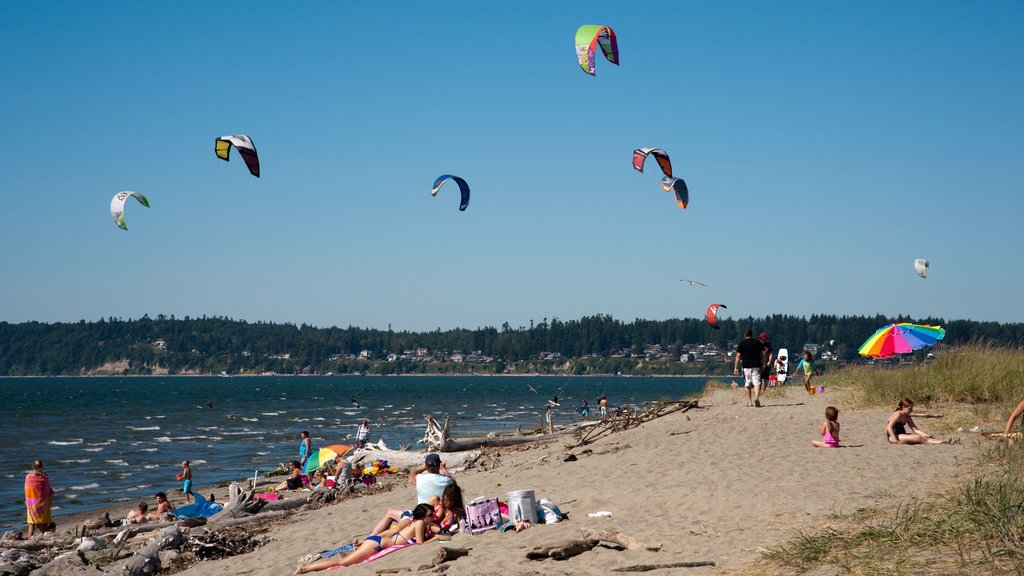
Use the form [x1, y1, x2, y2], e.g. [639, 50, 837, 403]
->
[1, 314, 1022, 377]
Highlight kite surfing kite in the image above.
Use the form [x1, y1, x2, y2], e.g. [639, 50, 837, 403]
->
[914, 258, 929, 278]
[110, 191, 150, 231]
[215, 135, 260, 178]
[662, 177, 689, 209]
[632, 148, 672, 178]
[705, 303, 727, 329]
[575, 25, 619, 76]
[431, 175, 470, 211]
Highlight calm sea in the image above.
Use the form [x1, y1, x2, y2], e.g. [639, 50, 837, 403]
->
[0, 375, 708, 531]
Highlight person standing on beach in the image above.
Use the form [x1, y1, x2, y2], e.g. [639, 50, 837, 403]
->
[757, 332, 773, 396]
[356, 419, 371, 448]
[796, 351, 815, 394]
[734, 329, 766, 407]
[598, 395, 609, 419]
[179, 460, 193, 503]
[299, 431, 312, 468]
[24, 460, 54, 538]
[1003, 397, 1024, 444]
[409, 453, 453, 504]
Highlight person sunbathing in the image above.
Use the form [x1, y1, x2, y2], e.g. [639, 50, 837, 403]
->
[292, 504, 449, 574]
[368, 482, 465, 537]
[124, 502, 149, 524]
[146, 492, 176, 521]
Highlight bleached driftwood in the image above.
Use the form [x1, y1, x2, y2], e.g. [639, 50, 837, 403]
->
[208, 483, 275, 525]
[578, 528, 661, 551]
[351, 443, 482, 471]
[115, 525, 184, 576]
[420, 415, 569, 453]
[568, 400, 700, 448]
[526, 538, 599, 560]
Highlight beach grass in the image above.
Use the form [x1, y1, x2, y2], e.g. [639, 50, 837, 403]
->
[760, 345, 1024, 575]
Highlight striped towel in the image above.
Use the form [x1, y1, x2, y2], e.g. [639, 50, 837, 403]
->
[24, 473, 54, 526]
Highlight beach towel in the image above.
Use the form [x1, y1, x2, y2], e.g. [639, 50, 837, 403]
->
[24, 473, 54, 526]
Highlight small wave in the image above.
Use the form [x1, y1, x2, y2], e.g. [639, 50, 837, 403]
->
[70, 482, 100, 490]
[141, 448, 159, 452]
[58, 459, 90, 464]
[198, 426, 221, 431]
[154, 437, 172, 443]
[105, 459, 129, 466]
[127, 425, 161, 431]
[83, 448, 104, 452]
[241, 417, 259, 422]
[88, 440, 116, 446]
[312, 417, 325, 421]
[191, 459, 207, 466]
[261, 412, 281, 416]
[143, 464, 160, 469]
[48, 439, 84, 446]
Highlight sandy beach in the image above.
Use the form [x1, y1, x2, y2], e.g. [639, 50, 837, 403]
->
[118, 383, 971, 576]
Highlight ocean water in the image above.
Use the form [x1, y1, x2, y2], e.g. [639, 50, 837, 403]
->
[0, 375, 707, 531]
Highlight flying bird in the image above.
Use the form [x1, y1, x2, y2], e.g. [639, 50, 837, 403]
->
[527, 384, 539, 394]
[680, 279, 707, 286]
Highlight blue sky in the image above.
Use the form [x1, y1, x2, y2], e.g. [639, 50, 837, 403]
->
[1, 2, 1022, 331]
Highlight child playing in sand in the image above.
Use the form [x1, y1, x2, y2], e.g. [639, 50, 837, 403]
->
[178, 460, 193, 503]
[811, 406, 841, 448]
[292, 503, 449, 573]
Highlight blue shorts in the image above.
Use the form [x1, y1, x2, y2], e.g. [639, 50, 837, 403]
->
[183, 479, 193, 494]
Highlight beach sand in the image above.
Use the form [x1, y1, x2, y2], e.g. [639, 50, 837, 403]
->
[73, 385, 979, 575]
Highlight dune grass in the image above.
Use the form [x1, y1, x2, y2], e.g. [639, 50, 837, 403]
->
[760, 345, 1024, 575]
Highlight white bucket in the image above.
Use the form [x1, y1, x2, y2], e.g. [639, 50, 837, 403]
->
[506, 490, 538, 525]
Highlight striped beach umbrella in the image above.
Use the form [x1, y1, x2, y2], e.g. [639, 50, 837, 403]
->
[858, 323, 945, 359]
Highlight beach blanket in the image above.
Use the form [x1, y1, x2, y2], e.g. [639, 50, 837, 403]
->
[24, 473, 54, 525]
[324, 544, 412, 570]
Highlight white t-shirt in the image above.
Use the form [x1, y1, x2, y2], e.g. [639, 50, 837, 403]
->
[415, 472, 453, 504]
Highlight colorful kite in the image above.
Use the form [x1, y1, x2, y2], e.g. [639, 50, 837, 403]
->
[431, 175, 470, 211]
[706, 303, 727, 329]
[110, 191, 150, 231]
[215, 135, 260, 178]
[575, 25, 619, 76]
[662, 177, 689, 209]
[632, 148, 672, 178]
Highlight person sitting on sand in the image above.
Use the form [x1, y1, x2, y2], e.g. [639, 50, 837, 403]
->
[124, 502, 149, 524]
[276, 460, 305, 491]
[146, 491, 176, 521]
[811, 406, 841, 448]
[1003, 397, 1024, 444]
[292, 503, 450, 574]
[409, 453, 452, 504]
[886, 398, 950, 445]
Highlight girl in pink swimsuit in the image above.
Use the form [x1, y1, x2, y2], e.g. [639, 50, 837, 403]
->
[811, 406, 841, 448]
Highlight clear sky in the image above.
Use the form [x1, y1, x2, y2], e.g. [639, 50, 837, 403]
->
[1, 2, 1022, 331]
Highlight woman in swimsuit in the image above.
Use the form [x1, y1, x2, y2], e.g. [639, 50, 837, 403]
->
[292, 504, 448, 574]
[886, 398, 947, 445]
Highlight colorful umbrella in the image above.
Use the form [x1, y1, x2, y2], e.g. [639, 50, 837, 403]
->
[302, 444, 353, 475]
[858, 323, 945, 358]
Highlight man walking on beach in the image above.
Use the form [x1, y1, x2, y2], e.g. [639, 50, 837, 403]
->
[734, 329, 766, 407]
[409, 453, 452, 504]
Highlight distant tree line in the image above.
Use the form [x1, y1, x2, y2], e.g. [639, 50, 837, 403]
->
[0, 313, 1021, 377]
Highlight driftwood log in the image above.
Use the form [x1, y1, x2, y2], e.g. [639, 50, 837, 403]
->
[526, 538, 599, 560]
[568, 400, 700, 448]
[350, 444, 482, 471]
[610, 561, 716, 571]
[114, 525, 184, 576]
[420, 416, 570, 453]
[578, 528, 661, 551]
